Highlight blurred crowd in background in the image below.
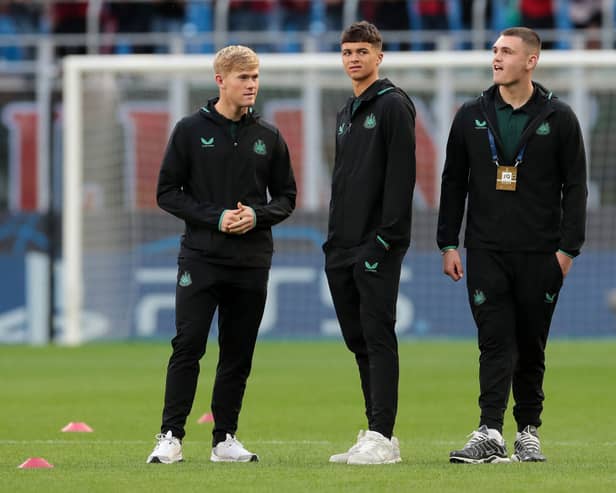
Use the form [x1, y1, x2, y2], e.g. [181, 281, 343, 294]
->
[0, 0, 609, 60]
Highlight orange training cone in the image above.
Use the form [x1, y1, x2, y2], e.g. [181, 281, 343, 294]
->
[197, 412, 214, 424]
[61, 422, 94, 432]
[18, 457, 54, 469]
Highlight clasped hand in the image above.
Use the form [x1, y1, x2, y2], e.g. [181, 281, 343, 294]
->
[220, 202, 256, 235]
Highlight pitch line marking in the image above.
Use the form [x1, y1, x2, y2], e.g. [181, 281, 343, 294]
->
[2, 439, 615, 446]
[0, 439, 333, 445]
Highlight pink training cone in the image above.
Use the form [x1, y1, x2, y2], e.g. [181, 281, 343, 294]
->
[61, 422, 93, 432]
[197, 412, 214, 424]
[18, 457, 54, 469]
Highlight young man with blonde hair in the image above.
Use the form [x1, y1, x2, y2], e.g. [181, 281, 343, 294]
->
[438, 27, 587, 463]
[147, 45, 296, 464]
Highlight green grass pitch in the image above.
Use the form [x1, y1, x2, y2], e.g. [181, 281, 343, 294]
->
[1, 340, 615, 492]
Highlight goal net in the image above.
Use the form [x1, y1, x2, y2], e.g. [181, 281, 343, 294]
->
[62, 51, 616, 344]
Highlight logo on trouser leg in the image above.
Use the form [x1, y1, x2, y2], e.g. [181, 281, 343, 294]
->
[364, 261, 379, 272]
[179, 271, 192, 287]
[473, 289, 486, 306]
[544, 292, 556, 303]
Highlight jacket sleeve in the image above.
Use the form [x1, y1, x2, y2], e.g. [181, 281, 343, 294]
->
[437, 106, 470, 251]
[376, 94, 416, 248]
[252, 130, 297, 228]
[557, 106, 587, 257]
[156, 121, 224, 230]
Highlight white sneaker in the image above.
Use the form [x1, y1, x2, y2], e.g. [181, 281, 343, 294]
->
[210, 434, 259, 463]
[146, 431, 183, 464]
[346, 430, 402, 465]
[329, 430, 367, 463]
[390, 436, 402, 461]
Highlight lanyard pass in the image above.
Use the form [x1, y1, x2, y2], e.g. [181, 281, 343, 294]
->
[488, 128, 524, 192]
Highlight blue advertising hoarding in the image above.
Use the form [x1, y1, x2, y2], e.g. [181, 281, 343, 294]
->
[2, 246, 615, 342]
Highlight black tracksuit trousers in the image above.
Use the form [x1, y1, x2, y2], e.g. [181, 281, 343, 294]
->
[466, 249, 564, 433]
[160, 250, 268, 447]
[325, 250, 405, 439]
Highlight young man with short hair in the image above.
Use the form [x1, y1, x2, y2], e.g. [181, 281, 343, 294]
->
[438, 27, 587, 463]
[147, 45, 296, 464]
[324, 21, 416, 465]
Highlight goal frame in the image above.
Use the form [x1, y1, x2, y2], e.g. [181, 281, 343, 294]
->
[63, 50, 616, 345]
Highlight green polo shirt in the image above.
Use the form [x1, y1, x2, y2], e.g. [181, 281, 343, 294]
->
[495, 89, 531, 165]
[229, 121, 239, 140]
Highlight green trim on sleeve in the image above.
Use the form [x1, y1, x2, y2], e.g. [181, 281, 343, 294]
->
[218, 210, 227, 231]
[440, 246, 458, 254]
[250, 207, 257, 228]
[376, 235, 390, 250]
[558, 249, 574, 259]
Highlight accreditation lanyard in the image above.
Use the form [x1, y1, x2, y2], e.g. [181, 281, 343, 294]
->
[487, 128, 526, 191]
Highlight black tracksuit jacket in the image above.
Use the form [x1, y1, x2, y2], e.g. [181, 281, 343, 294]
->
[157, 98, 296, 267]
[437, 83, 587, 256]
[324, 78, 416, 268]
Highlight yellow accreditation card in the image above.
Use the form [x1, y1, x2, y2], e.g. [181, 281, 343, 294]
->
[496, 166, 517, 191]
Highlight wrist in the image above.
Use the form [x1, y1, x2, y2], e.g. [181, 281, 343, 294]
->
[441, 246, 457, 255]
[557, 249, 574, 259]
[218, 209, 228, 232]
[249, 207, 256, 228]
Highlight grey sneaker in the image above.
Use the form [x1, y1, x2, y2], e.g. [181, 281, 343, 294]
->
[449, 425, 510, 464]
[511, 425, 547, 462]
[210, 434, 259, 463]
[146, 431, 183, 464]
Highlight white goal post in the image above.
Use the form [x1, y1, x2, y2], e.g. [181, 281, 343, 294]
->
[62, 50, 616, 345]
